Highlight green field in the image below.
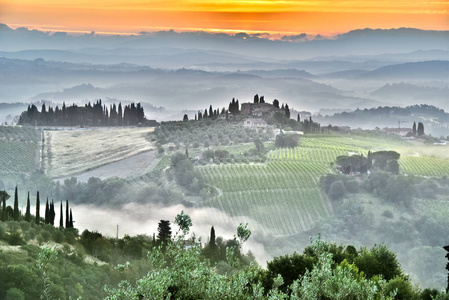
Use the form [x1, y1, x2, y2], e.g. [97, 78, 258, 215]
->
[198, 133, 449, 236]
[0, 126, 40, 182]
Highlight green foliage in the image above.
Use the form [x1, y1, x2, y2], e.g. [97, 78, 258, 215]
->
[37, 244, 58, 300]
[174, 210, 192, 236]
[328, 180, 346, 201]
[384, 276, 420, 300]
[275, 133, 299, 148]
[354, 244, 402, 281]
[5, 288, 25, 300]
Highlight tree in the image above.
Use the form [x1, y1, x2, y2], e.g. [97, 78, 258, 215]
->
[273, 99, 279, 108]
[328, 180, 346, 201]
[35, 191, 40, 224]
[297, 114, 300, 122]
[59, 201, 63, 227]
[412, 122, 417, 135]
[45, 199, 49, 224]
[418, 122, 424, 136]
[69, 209, 73, 228]
[25, 192, 31, 222]
[209, 226, 216, 248]
[254, 94, 259, 103]
[65, 200, 69, 228]
[50, 200, 55, 225]
[183, 114, 188, 122]
[13, 186, 19, 221]
[157, 220, 172, 245]
[0, 190, 10, 221]
[285, 104, 290, 119]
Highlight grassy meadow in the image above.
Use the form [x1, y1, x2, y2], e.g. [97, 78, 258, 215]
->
[43, 127, 156, 178]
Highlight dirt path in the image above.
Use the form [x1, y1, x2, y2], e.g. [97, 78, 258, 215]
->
[55, 150, 160, 182]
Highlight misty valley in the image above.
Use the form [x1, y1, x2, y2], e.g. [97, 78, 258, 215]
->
[0, 24, 449, 299]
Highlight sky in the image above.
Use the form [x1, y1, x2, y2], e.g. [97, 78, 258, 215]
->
[0, 0, 448, 36]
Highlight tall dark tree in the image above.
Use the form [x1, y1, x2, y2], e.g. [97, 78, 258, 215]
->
[35, 191, 40, 224]
[273, 99, 279, 108]
[65, 200, 69, 228]
[209, 226, 216, 248]
[254, 94, 259, 103]
[297, 114, 300, 122]
[285, 104, 290, 119]
[45, 198, 50, 224]
[412, 122, 417, 136]
[59, 201, 63, 227]
[260, 96, 265, 103]
[13, 186, 19, 221]
[209, 105, 213, 118]
[69, 209, 74, 228]
[50, 200, 55, 225]
[157, 220, 172, 245]
[417, 122, 424, 136]
[25, 192, 31, 222]
[0, 190, 10, 221]
[183, 114, 189, 122]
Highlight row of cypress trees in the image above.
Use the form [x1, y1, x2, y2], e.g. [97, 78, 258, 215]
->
[1, 186, 74, 228]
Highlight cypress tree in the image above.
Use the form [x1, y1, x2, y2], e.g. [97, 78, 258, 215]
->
[65, 200, 69, 228]
[69, 209, 73, 228]
[209, 226, 216, 248]
[50, 200, 55, 225]
[25, 192, 31, 222]
[35, 191, 40, 224]
[45, 198, 49, 224]
[13, 186, 19, 221]
[418, 122, 424, 136]
[0, 191, 9, 222]
[59, 201, 63, 227]
[412, 122, 417, 136]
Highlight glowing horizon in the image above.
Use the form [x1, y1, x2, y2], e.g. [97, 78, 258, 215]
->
[0, 0, 448, 37]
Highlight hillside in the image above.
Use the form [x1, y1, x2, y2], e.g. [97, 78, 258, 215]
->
[2, 121, 449, 291]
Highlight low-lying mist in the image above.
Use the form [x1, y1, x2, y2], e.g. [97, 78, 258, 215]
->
[41, 202, 273, 265]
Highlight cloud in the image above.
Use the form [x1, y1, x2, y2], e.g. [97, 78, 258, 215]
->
[281, 33, 308, 42]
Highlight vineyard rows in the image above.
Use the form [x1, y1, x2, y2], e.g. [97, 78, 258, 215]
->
[197, 161, 332, 236]
[0, 126, 40, 178]
[400, 156, 449, 177]
[198, 135, 449, 236]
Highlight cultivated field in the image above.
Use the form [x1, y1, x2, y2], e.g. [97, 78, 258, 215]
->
[198, 133, 449, 236]
[0, 126, 40, 182]
[43, 127, 156, 178]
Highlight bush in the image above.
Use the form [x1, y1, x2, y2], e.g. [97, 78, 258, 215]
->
[0, 223, 6, 240]
[6, 288, 25, 300]
[8, 232, 25, 246]
[328, 180, 346, 201]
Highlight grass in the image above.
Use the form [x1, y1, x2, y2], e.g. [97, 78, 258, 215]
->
[43, 127, 156, 178]
[0, 126, 40, 184]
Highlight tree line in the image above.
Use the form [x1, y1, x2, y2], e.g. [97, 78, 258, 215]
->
[0, 186, 74, 229]
[18, 100, 146, 127]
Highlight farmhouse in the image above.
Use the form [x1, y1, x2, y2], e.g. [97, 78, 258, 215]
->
[241, 102, 284, 117]
[243, 118, 267, 128]
[381, 127, 412, 137]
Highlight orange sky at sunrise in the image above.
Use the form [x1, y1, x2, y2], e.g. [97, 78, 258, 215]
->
[0, 0, 448, 36]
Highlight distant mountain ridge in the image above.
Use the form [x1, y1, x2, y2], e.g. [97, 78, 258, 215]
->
[1, 24, 448, 60]
[358, 61, 449, 79]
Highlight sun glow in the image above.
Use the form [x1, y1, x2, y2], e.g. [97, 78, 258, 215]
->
[0, 0, 448, 36]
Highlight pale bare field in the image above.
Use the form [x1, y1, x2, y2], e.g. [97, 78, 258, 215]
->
[44, 127, 155, 178]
